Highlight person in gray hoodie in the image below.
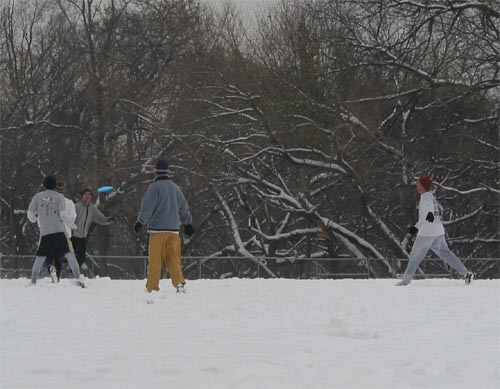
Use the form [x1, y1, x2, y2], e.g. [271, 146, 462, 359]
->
[134, 159, 194, 295]
[71, 188, 112, 267]
[27, 175, 84, 287]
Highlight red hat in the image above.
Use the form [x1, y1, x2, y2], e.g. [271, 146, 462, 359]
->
[418, 176, 433, 191]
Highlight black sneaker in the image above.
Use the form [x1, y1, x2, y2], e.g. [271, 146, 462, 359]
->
[464, 272, 474, 285]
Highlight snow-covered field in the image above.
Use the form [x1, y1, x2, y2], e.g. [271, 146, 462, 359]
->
[1, 277, 499, 389]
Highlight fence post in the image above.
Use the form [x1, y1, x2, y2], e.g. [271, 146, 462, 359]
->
[199, 258, 202, 279]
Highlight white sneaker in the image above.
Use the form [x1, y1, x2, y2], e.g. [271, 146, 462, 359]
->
[146, 290, 158, 304]
[464, 272, 474, 285]
[76, 275, 86, 288]
[396, 279, 410, 286]
[50, 266, 57, 283]
[176, 283, 187, 294]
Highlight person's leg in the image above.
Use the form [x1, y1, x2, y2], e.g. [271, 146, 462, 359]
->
[145, 233, 165, 292]
[31, 256, 47, 284]
[400, 236, 435, 283]
[46, 255, 55, 273]
[430, 235, 468, 276]
[54, 254, 63, 281]
[58, 237, 74, 280]
[165, 233, 185, 288]
[71, 237, 87, 266]
[47, 255, 58, 283]
[64, 252, 81, 280]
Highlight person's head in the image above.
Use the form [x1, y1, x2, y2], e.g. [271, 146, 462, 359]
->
[155, 159, 169, 176]
[55, 179, 66, 193]
[43, 175, 57, 190]
[417, 176, 432, 194]
[80, 188, 92, 204]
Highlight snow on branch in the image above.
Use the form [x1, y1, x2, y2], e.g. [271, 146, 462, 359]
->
[251, 228, 322, 242]
[213, 187, 278, 277]
[436, 182, 500, 195]
[366, 205, 409, 257]
[320, 217, 385, 260]
[442, 206, 484, 226]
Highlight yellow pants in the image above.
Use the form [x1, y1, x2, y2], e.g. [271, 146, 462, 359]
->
[145, 232, 185, 292]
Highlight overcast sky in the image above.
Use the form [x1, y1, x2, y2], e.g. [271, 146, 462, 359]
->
[202, 0, 276, 27]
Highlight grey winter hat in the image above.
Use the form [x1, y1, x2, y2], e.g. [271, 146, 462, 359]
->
[155, 159, 169, 173]
[43, 175, 57, 190]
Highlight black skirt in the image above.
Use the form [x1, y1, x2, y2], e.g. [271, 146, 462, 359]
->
[37, 232, 70, 258]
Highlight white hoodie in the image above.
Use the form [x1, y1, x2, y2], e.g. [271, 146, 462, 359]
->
[415, 191, 445, 237]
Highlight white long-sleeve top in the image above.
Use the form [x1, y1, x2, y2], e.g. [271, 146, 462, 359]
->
[415, 191, 445, 237]
[60, 197, 77, 237]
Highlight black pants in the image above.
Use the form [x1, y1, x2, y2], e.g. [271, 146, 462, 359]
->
[71, 237, 87, 266]
[46, 255, 63, 280]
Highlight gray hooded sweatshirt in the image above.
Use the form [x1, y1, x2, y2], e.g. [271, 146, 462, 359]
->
[73, 201, 111, 238]
[27, 190, 66, 236]
[137, 177, 192, 231]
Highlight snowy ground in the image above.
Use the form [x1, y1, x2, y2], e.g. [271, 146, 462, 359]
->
[1, 277, 499, 389]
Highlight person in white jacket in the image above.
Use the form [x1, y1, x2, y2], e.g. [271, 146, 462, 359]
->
[43, 179, 77, 282]
[397, 176, 474, 286]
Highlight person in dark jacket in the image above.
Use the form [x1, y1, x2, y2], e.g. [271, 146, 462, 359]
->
[71, 188, 112, 267]
[134, 159, 194, 295]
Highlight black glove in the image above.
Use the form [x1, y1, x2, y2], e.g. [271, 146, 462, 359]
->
[426, 212, 434, 222]
[184, 224, 195, 237]
[133, 222, 142, 234]
[408, 226, 418, 235]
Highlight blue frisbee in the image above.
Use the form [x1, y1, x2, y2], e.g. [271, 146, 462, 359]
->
[97, 186, 113, 193]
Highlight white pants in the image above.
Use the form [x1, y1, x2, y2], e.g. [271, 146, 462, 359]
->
[402, 235, 468, 282]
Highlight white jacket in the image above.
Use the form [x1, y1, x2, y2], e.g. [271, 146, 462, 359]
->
[61, 197, 77, 237]
[415, 192, 445, 237]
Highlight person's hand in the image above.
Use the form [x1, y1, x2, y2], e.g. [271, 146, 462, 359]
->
[184, 224, 195, 237]
[133, 222, 142, 234]
[408, 226, 418, 235]
[425, 212, 434, 222]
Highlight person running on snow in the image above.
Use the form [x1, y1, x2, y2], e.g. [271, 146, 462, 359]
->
[71, 188, 112, 268]
[134, 159, 194, 296]
[44, 179, 77, 282]
[27, 175, 84, 287]
[397, 176, 474, 286]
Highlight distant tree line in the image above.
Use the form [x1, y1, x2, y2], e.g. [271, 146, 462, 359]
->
[1, 0, 499, 278]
